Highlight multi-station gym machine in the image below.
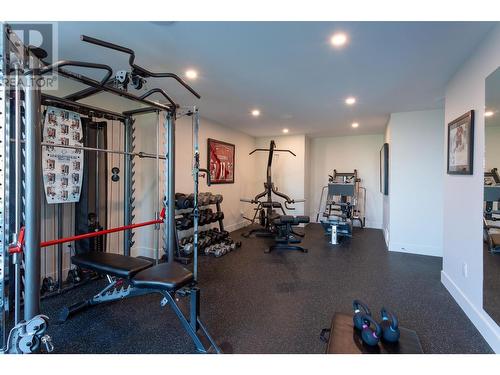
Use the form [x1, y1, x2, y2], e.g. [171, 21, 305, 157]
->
[316, 170, 366, 245]
[0, 24, 216, 353]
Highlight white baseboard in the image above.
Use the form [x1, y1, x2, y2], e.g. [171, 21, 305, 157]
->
[364, 220, 382, 230]
[225, 220, 249, 233]
[441, 270, 500, 353]
[383, 228, 390, 248]
[389, 241, 442, 257]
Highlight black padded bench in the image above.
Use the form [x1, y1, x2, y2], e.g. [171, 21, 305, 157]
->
[62, 252, 220, 353]
[267, 215, 310, 253]
[322, 313, 423, 354]
[72, 252, 153, 279]
[71, 252, 193, 290]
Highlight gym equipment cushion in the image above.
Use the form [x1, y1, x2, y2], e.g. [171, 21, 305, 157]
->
[274, 215, 310, 225]
[71, 252, 153, 279]
[131, 262, 194, 291]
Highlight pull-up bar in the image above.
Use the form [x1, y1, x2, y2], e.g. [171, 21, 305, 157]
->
[9, 208, 165, 254]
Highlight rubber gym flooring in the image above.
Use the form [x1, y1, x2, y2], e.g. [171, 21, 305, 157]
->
[41, 224, 493, 354]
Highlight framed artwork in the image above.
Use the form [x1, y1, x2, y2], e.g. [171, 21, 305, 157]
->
[447, 110, 474, 175]
[207, 138, 235, 184]
[380, 143, 389, 195]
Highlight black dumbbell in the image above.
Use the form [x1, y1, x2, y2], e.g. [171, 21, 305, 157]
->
[205, 209, 215, 223]
[175, 193, 191, 210]
[176, 215, 192, 230]
[198, 211, 207, 226]
[208, 193, 217, 204]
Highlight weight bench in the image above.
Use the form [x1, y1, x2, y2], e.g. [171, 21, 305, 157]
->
[267, 215, 310, 253]
[60, 252, 221, 353]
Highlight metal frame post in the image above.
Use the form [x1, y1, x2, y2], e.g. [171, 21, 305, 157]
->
[24, 52, 42, 320]
[56, 205, 63, 290]
[123, 116, 133, 256]
[0, 23, 11, 351]
[166, 112, 175, 263]
[154, 111, 160, 264]
[12, 64, 23, 323]
[192, 108, 200, 281]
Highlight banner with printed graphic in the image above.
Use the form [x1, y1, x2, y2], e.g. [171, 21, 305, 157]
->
[42, 106, 84, 204]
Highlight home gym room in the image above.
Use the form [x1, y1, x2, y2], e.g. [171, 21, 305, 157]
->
[1, 3, 500, 365]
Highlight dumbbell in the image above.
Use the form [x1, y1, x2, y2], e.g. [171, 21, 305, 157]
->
[198, 211, 206, 226]
[41, 276, 56, 295]
[205, 244, 225, 257]
[180, 236, 194, 246]
[176, 215, 193, 230]
[200, 209, 214, 225]
[213, 211, 224, 222]
[198, 193, 211, 206]
[181, 242, 194, 255]
[201, 236, 213, 248]
[208, 193, 217, 204]
[175, 193, 192, 210]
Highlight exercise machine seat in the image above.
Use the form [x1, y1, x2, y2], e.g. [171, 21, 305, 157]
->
[71, 252, 152, 279]
[274, 215, 310, 225]
[131, 262, 194, 291]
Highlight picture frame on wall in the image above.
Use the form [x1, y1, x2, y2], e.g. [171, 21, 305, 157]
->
[447, 110, 475, 175]
[380, 143, 389, 195]
[207, 138, 235, 184]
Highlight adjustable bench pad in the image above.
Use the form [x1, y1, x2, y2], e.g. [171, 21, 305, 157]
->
[131, 262, 194, 291]
[71, 252, 153, 279]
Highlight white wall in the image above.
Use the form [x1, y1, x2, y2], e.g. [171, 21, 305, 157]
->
[441, 24, 500, 352]
[253, 135, 307, 216]
[386, 109, 444, 257]
[308, 134, 384, 228]
[485, 125, 500, 170]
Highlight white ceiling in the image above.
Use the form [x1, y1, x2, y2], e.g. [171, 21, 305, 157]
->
[55, 21, 497, 137]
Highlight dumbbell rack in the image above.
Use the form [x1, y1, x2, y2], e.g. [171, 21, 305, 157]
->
[175, 193, 236, 259]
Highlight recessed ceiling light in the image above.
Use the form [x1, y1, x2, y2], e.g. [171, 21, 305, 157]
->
[345, 97, 356, 105]
[185, 69, 198, 80]
[351, 122, 359, 128]
[485, 111, 494, 117]
[282, 128, 289, 134]
[330, 33, 348, 47]
[251, 109, 261, 117]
